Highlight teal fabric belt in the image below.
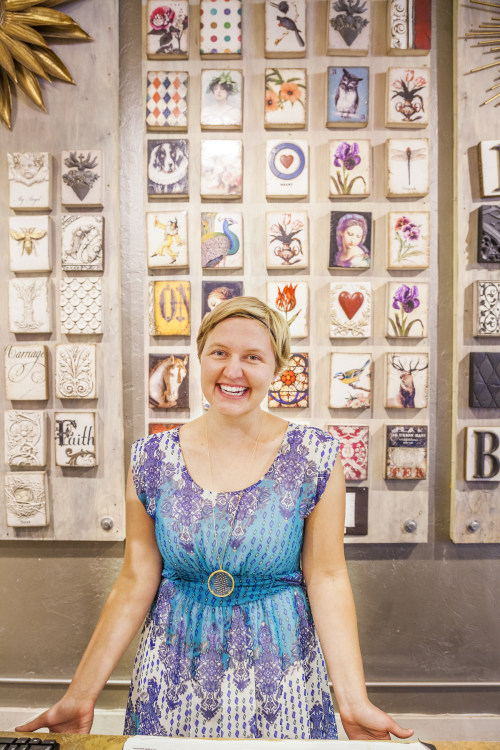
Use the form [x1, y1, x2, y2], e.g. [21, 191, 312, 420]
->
[161, 569, 304, 607]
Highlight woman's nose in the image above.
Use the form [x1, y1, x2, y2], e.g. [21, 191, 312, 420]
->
[223, 356, 243, 379]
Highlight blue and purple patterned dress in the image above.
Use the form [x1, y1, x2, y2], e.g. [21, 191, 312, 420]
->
[124, 422, 340, 739]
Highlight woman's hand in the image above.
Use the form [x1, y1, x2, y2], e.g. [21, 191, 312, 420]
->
[340, 701, 414, 741]
[15, 695, 95, 735]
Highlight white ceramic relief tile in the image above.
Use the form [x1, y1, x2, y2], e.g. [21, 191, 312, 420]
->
[266, 139, 308, 199]
[60, 278, 103, 335]
[9, 216, 51, 273]
[147, 211, 189, 268]
[5, 411, 47, 467]
[55, 344, 97, 399]
[9, 278, 51, 334]
[329, 282, 371, 338]
[267, 281, 308, 338]
[474, 280, 500, 336]
[327, 0, 370, 55]
[61, 215, 104, 271]
[61, 150, 103, 207]
[4, 345, 48, 401]
[478, 141, 500, 199]
[5, 471, 50, 527]
[265, 0, 306, 58]
[7, 152, 51, 210]
[54, 411, 97, 467]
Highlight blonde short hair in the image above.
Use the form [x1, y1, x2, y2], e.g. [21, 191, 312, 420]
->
[197, 296, 290, 374]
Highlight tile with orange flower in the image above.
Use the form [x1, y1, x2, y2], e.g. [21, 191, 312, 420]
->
[267, 281, 308, 338]
[268, 353, 309, 408]
[265, 69, 306, 129]
[265, 0, 306, 58]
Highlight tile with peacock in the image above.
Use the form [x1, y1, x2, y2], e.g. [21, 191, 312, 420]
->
[201, 212, 243, 269]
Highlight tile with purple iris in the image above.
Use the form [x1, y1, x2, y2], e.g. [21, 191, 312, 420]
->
[329, 140, 370, 198]
[386, 282, 429, 338]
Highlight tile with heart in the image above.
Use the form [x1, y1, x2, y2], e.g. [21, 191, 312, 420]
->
[61, 150, 103, 208]
[329, 282, 371, 338]
[266, 139, 308, 199]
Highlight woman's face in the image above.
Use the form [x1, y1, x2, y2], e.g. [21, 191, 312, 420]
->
[200, 317, 276, 418]
[342, 224, 364, 250]
[212, 84, 228, 102]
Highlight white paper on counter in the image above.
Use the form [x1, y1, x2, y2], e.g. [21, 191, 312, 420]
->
[124, 739, 434, 750]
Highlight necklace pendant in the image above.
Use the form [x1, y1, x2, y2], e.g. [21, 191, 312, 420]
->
[208, 569, 235, 598]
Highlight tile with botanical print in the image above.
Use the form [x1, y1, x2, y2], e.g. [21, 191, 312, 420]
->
[9, 215, 51, 273]
[268, 353, 309, 408]
[149, 280, 190, 336]
[265, 68, 306, 129]
[327, 0, 370, 55]
[146, 71, 188, 130]
[201, 139, 242, 199]
[386, 138, 429, 197]
[387, 212, 430, 269]
[329, 140, 370, 198]
[479, 141, 500, 199]
[386, 282, 429, 338]
[147, 211, 189, 269]
[330, 282, 371, 338]
[201, 70, 242, 130]
[266, 140, 308, 199]
[202, 280, 244, 317]
[200, 0, 242, 58]
[327, 67, 368, 128]
[267, 282, 308, 339]
[201, 212, 243, 269]
[266, 211, 308, 268]
[326, 425, 369, 481]
[386, 67, 430, 127]
[329, 353, 371, 409]
[146, 1, 189, 59]
[386, 352, 429, 408]
[329, 211, 372, 269]
[265, 0, 306, 58]
[149, 353, 189, 409]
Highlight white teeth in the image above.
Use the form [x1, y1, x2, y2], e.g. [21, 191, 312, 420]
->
[220, 385, 246, 394]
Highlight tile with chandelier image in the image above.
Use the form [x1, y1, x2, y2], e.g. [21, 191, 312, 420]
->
[9, 278, 51, 334]
[61, 150, 103, 207]
[266, 211, 308, 269]
[386, 67, 430, 128]
[5, 471, 50, 528]
[201, 212, 243, 269]
[473, 280, 500, 336]
[5, 411, 47, 467]
[267, 282, 308, 339]
[146, 71, 188, 131]
[327, 0, 370, 56]
[326, 425, 369, 482]
[55, 344, 98, 400]
[54, 411, 97, 467]
[266, 140, 308, 199]
[147, 211, 189, 269]
[329, 211, 372, 269]
[8, 152, 51, 210]
[385, 424, 428, 480]
[329, 282, 371, 338]
[386, 138, 429, 197]
[146, 1, 189, 59]
[327, 67, 368, 128]
[148, 353, 189, 409]
[149, 280, 190, 336]
[265, 68, 306, 129]
[9, 215, 51, 273]
[329, 139, 370, 198]
[268, 353, 309, 408]
[147, 139, 189, 199]
[387, 211, 430, 270]
[329, 353, 371, 410]
[61, 215, 103, 272]
[60, 278, 102, 335]
[478, 141, 500, 199]
[200, 0, 241, 59]
[385, 352, 429, 409]
[201, 69, 243, 130]
[4, 344, 48, 401]
[202, 281, 243, 317]
[386, 282, 428, 339]
[265, 0, 306, 58]
[201, 139, 242, 199]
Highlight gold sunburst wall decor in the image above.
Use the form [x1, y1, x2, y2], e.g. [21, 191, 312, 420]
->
[0, 0, 92, 129]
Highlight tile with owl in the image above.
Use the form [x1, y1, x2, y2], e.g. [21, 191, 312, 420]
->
[266, 211, 308, 269]
[386, 138, 429, 197]
[386, 282, 429, 339]
[201, 140, 242, 199]
[147, 211, 189, 269]
[9, 216, 51, 273]
[329, 211, 372, 269]
[265, 0, 306, 58]
[265, 68, 306, 129]
[267, 282, 308, 339]
[386, 352, 429, 409]
[386, 67, 430, 127]
[327, 0, 370, 55]
[8, 152, 52, 211]
[149, 353, 189, 409]
[387, 212, 430, 269]
[266, 140, 308, 199]
[329, 353, 371, 409]
[146, 1, 189, 59]
[201, 70, 242, 130]
[202, 280, 243, 318]
[268, 353, 309, 408]
[329, 140, 370, 198]
[327, 67, 368, 128]
[201, 212, 243, 269]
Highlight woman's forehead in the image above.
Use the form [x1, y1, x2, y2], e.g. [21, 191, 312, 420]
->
[205, 317, 273, 347]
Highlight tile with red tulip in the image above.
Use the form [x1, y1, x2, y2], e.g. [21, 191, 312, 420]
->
[329, 281, 371, 338]
[267, 281, 308, 339]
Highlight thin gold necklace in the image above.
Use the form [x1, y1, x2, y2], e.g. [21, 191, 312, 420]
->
[204, 414, 263, 598]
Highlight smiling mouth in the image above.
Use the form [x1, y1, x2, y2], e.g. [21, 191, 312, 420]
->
[218, 384, 248, 396]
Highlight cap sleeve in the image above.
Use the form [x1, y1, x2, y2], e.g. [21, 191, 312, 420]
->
[299, 428, 340, 519]
[130, 435, 160, 519]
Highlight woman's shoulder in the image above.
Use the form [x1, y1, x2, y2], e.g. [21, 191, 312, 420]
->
[287, 422, 340, 449]
[131, 427, 179, 457]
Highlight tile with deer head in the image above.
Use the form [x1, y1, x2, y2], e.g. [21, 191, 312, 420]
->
[8, 152, 51, 210]
[329, 353, 371, 409]
[386, 352, 429, 408]
[329, 282, 371, 338]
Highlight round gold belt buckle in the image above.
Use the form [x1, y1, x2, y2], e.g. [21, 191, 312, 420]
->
[207, 569, 235, 598]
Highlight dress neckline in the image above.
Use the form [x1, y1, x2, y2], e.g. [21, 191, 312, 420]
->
[175, 421, 292, 496]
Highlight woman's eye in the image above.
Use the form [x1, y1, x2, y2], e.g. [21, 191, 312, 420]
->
[248, 354, 260, 361]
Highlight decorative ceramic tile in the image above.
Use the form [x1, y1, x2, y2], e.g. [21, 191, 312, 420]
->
[9, 278, 51, 334]
[387, 0, 431, 55]
[329, 211, 372, 269]
[202, 280, 243, 317]
[327, 0, 370, 55]
[5, 472, 50, 527]
[385, 424, 428, 480]
[329, 139, 370, 198]
[55, 344, 98, 399]
[4, 344, 48, 401]
[266, 140, 308, 199]
[474, 281, 500, 336]
[326, 424, 369, 481]
[201, 69, 242, 129]
[61, 150, 103, 207]
[387, 212, 430, 269]
[267, 281, 308, 339]
[5, 411, 47, 467]
[149, 280, 191, 336]
[201, 212, 243, 268]
[148, 422, 184, 435]
[266, 211, 308, 268]
[200, 139, 242, 199]
[265, 0, 306, 58]
[344, 486, 368, 536]
[465, 427, 500, 481]
[327, 67, 368, 128]
[200, 0, 242, 58]
[7, 152, 51, 210]
[54, 411, 97, 467]
[469, 352, 500, 408]
[146, 71, 188, 130]
[387, 282, 429, 338]
[147, 211, 189, 268]
[60, 278, 102, 335]
[329, 353, 371, 408]
[147, 139, 189, 198]
[149, 353, 189, 408]
[268, 353, 309, 408]
[479, 141, 500, 199]
[265, 68, 306, 129]
[386, 352, 429, 408]
[329, 282, 371, 338]
[146, 1, 189, 59]
[61, 215, 103, 272]
[478, 205, 500, 263]
[9, 216, 51, 273]
[386, 67, 430, 127]
[386, 138, 429, 197]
